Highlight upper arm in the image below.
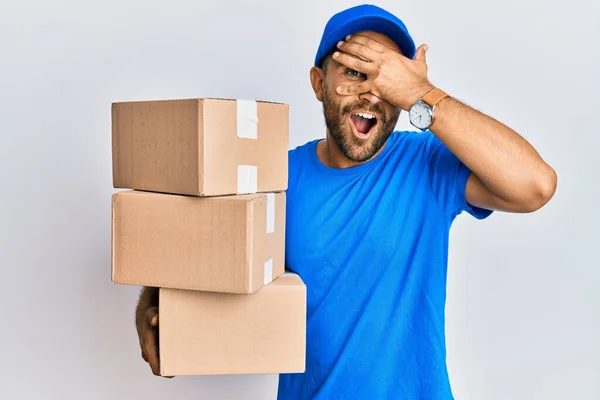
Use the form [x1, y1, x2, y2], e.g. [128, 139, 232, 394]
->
[465, 172, 539, 213]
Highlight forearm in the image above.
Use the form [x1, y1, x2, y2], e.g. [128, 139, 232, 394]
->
[326, 34, 556, 209]
[428, 94, 556, 206]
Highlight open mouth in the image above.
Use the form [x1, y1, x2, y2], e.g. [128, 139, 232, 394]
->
[349, 112, 378, 139]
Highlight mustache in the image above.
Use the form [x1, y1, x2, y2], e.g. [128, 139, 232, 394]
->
[342, 101, 386, 121]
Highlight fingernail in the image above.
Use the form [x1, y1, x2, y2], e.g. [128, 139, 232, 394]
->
[333, 51, 340, 58]
[337, 41, 344, 47]
[346, 35, 351, 40]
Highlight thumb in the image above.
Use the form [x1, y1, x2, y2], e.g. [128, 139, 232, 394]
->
[146, 307, 159, 326]
[414, 44, 428, 62]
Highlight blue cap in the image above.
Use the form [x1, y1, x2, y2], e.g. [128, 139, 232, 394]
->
[314, 4, 416, 67]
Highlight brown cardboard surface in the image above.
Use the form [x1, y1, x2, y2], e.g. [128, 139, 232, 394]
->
[111, 98, 288, 196]
[159, 273, 306, 376]
[111, 190, 286, 293]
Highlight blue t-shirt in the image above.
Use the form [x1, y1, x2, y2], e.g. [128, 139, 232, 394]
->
[277, 130, 493, 400]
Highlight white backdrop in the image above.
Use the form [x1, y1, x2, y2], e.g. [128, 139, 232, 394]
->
[1, 0, 598, 399]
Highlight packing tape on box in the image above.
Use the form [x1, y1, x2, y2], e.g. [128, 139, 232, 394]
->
[237, 165, 258, 194]
[264, 259, 273, 285]
[266, 193, 275, 233]
[237, 100, 258, 139]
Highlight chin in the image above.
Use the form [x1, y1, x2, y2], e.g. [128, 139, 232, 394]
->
[337, 128, 390, 163]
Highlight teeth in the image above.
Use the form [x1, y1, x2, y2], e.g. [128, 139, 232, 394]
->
[355, 112, 375, 119]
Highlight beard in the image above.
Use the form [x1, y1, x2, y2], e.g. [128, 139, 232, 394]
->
[322, 88, 400, 163]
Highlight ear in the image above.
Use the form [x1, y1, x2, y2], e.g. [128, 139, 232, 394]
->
[310, 66, 326, 102]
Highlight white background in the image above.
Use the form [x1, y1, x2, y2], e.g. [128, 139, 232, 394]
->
[1, 0, 598, 399]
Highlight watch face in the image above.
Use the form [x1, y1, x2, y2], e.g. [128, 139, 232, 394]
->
[409, 101, 433, 131]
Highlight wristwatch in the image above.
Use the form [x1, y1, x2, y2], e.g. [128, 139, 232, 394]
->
[408, 87, 449, 131]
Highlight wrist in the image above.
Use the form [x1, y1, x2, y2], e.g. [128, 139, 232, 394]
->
[405, 81, 435, 110]
[407, 86, 451, 132]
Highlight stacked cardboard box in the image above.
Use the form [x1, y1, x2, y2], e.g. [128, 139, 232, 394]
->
[110, 97, 306, 377]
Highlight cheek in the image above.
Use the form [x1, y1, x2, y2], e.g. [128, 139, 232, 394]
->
[380, 101, 399, 117]
[323, 90, 345, 110]
[324, 79, 342, 97]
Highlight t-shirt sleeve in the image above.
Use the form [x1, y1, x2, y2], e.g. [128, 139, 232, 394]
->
[425, 133, 493, 220]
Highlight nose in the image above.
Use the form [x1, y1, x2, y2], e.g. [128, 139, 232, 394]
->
[359, 92, 381, 104]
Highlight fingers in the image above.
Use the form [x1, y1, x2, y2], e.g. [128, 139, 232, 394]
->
[336, 39, 379, 62]
[344, 34, 388, 52]
[143, 327, 161, 376]
[142, 327, 173, 378]
[140, 307, 163, 376]
[414, 44, 428, 62]
[336, 82, 371, 96]
[332, 51, 375, 75]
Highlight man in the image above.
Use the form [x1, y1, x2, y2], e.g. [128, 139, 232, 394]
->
[135, 4, 557, 399]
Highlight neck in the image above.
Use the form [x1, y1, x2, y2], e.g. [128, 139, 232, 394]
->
[317, 133, 360, 169]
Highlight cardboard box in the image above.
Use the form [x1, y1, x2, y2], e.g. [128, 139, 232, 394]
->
[159, 273, 306, 376]
[111, 190, 286, 294]
[111, 98, 289, 196]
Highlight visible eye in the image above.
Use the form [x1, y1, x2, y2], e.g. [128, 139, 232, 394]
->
[345, 68, 366, 79]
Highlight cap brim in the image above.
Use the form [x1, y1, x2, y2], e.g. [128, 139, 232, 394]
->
[315, 15, 416, 67]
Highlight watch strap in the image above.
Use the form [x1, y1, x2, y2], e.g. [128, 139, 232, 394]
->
[422, 88, 449, 107]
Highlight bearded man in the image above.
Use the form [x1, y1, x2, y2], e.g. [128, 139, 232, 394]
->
[135, 4, 557, 400]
